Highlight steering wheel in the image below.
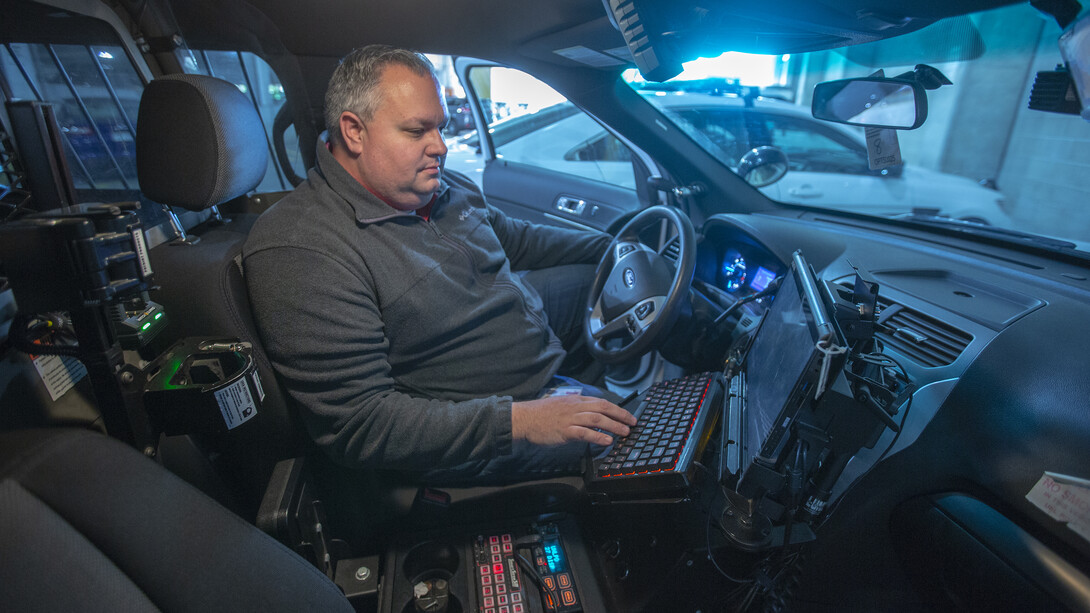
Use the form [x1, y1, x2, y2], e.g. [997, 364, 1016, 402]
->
[583, 205, 696, 364]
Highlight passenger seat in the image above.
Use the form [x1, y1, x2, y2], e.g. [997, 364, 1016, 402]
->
[0, 427, 353, 612]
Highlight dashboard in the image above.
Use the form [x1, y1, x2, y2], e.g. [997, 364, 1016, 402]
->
[686, 209, 1090, 610]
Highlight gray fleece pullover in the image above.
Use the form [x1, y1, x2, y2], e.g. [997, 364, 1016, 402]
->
[243, 143, 611, 471]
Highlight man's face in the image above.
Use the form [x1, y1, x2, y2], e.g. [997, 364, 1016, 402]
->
[349, 64, 448, 210]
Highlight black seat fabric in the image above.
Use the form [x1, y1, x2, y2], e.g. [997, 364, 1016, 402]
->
[137, 73, 268, 212]
[0, 428, 353, 612]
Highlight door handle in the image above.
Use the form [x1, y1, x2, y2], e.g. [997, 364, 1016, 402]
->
[787, 185, 822, 199]
[556, 196, 587, 215]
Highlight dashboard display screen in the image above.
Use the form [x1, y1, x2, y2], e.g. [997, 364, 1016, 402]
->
[750, 266, 776, 292]
[543, 538, 568, 573]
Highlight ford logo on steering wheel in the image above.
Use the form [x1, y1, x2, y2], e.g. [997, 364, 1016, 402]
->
[623, 268, 636, 288]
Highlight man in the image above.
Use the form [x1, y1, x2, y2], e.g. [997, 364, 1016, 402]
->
[243, 45, 635, 483]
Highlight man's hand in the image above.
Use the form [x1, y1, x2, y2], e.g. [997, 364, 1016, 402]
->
[511, 396, 637, 447]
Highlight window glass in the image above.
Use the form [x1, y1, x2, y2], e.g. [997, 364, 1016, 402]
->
[451, 66, 638, 190]
[3, 42, 140, 194]
[756, 114, 870, 174]
[179, 49, 304, 192]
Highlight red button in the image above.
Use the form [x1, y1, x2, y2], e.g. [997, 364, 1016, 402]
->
[502, 534, 512, 543]
[491, 544, 501, 554]
[481, 575, 492, 585]
[482, 586, 493, 596]
[492, 554, 502, 564]
[558, 573, 571, 588]
[499, 607, 510, 613]
[490, 536, 499, 545]
[493, 563, 504, 574]
[513, 605, 524, 613]
[502, 543, 513, 553]
[498, 594, 509, 605]
[480, 565, 489, 576]
[510, 593, 522, 603]
[496, 582, 506, 594]
[561, 589, 576, 606]
[484, 596, 494, 607]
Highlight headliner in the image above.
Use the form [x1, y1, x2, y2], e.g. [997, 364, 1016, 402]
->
[170, 0, 1025, 70]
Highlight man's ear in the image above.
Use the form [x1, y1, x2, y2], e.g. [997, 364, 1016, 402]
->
[338, 111, 366, 154]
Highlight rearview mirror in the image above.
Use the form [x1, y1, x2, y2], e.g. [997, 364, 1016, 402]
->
[811, 78, 927, 129]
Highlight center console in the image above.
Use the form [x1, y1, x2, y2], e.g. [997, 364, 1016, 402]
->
[379, 516, 606, 613]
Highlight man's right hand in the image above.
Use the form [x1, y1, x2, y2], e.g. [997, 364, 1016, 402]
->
[511, 396, 636, 447]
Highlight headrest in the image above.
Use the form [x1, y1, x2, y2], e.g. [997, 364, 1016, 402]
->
[137, 74, 267, 212]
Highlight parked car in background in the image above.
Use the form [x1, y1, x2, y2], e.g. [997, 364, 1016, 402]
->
[447, 91, 1011, 226]
[444, 96, 474, 135]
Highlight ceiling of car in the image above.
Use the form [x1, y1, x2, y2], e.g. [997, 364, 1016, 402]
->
[169, 0, 1026, 71]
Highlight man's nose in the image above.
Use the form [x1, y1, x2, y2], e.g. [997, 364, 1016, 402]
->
[428, 128, 448, 158]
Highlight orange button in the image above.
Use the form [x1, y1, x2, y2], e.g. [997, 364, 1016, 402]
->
[557, 573, 571, 588]
[561, 589, 576, 606]
[543, 576, 555, 591]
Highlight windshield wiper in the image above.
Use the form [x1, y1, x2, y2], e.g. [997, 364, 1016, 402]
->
[897, 212, 1080, 251]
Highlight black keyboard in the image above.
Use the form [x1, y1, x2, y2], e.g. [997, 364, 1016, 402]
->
[586, 372, 724, 500]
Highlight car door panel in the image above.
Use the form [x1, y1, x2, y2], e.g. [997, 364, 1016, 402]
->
[482, 159, 636, 232]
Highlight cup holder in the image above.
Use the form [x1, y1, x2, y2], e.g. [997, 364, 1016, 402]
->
[399, 591, 463, 613]
[402, 540, 460, 583]
[400, 541, 463, 613]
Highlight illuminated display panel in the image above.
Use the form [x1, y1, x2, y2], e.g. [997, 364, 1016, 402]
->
[750, 266, 776, 292]
[543, 539, 567, 573]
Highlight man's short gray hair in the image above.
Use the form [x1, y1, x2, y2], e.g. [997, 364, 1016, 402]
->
[324, 45, 438, 146]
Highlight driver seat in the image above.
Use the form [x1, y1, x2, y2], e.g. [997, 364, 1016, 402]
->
[135, 73, 586, 549]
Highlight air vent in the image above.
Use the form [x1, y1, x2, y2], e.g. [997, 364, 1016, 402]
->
[875, 298, 972, 367]
[837, 283, 972, 367]
[662, 237, 681, 264]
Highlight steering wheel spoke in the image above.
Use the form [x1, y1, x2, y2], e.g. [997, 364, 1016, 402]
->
[589, 295, 666, 341]
[583, 206, 696, 364]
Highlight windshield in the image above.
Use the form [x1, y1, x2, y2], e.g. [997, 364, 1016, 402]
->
[626, 3, 1090, 249]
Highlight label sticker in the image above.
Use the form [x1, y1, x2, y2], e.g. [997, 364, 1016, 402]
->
[251, 370, 266, 403]
[32, 354, 88, 401]
[130, 228, 153, 279]
[865, 127, 902, 170]
[1026, 472, 1090, 543]
[214, 377, 258, 430]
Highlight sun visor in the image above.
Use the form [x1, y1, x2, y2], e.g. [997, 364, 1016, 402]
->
[591, 0, 1004, 82]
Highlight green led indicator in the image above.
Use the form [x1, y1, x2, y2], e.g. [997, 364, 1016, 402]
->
[154, 312, 163, 320]
[141, 322, 152, 331]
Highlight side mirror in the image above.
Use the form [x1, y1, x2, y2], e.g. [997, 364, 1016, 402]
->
[738, 146, 789, 187]
[812, 78, 927, 129]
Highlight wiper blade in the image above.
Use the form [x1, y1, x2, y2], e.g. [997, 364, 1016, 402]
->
[898, 213, 1079, 251]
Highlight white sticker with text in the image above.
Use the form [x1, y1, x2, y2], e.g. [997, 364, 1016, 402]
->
[865, 127, 902, 170]
[1026, 472, 1090, 543]
[214, 377, 258, 430]
[32, 354, 88, 401]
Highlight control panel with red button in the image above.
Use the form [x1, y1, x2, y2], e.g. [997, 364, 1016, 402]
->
[473, 532, 527, 613]
[472, 527, 582, 613]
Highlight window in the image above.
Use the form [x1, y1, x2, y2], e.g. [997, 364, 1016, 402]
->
[459, 66, 639, 190]
[756, 113, 871, 174]
[179, 49, 305, 192]
[2, 42, 143, 200]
